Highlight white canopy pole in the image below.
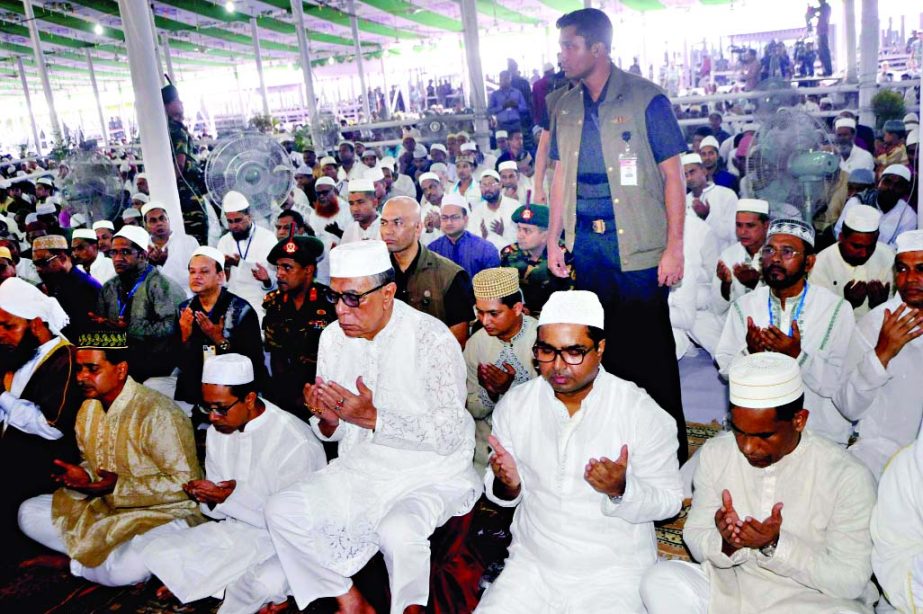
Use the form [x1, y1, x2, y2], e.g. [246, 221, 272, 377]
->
[162, 34, 176, 85]
[250, 16, 271, 117]
[17, 57, 43, 156]
[85, 49, 109, 146]
[290, 0, 325, 151]
[347, 0, 371, 121]
[843, 0, 857, 83]
[459, 0, 490, 151]
[379, 53, 390, 120]
[148, 2, 165, 83]
[117, 0, 184, 236]
[857, 0, 878, 127]
[22, 0, 62, 147]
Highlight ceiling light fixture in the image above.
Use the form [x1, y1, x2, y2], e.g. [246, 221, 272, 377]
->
[225, 1, 235, 13]
[94, 23, 104, 36]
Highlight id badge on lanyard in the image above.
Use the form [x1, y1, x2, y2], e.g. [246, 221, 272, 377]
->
[619, 130, 638, 187]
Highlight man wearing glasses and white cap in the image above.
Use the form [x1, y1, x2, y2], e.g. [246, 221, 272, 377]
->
[265, 240, 479, 614]
[477, 290, 681, 613]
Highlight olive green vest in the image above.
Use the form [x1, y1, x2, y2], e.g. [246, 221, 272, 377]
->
[552, 65, 669, 272]
[404, 243, 464, 324]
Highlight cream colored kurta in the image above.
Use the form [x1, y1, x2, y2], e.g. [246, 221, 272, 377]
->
[685, 431, 878, 613]
[51, 377, 202, 567]
[810, 242, 895, 318]
[686, 183, 738, 253]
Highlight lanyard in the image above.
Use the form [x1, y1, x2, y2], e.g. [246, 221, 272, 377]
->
[236, 227, 254, 261]
[117, 265, 152, 318]
[768, 283, 808, 337]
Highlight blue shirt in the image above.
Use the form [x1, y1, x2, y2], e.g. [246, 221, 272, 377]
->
[428, 231, 500, 279]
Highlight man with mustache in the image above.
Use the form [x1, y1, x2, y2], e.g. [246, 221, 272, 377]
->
[835, 165, 917, 249]
[716, 218, 856, 447]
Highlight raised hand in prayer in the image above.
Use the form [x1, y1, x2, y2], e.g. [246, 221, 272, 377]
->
[732, 502, 784, 551]
[875, 304, 923, 368]
[52, 459, 117, 496]
[195, 313, 226, 346]
[716, 260, 733, 284]
[224, 253, 241, 269]
[251, 262, 270, 284]
[325, 222, 344, 239]
[491, 218, 505, 237]
[183, 479, 236, 506]
[866, 280, 890, 310]
[480, 219, 489, 239]
[715, 489, 742, 556]
[691, 197, 710, 220]
[488, 434, 521, 499]
[147, 245, 168, 266]
[745, 317, 766, 354]
[760, 321, 801, 359]
[843, 280, 869, 309]
[478, 363, 516, 401]
[732, 264, 761, 289]
[179, 307, 195, 343]
[315, 376, 377, 430]
[584, 445, 628, 498]
[303, 380, 340, 430]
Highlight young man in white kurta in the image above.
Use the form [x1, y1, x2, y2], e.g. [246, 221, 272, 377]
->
[476, 291, 682, 613]
[712, 200, 770, 314]
[264, 240, 480, 613]
[141, 354, 326, 614]
[834, 230, 923, 478]
[684, 153, 738, 253]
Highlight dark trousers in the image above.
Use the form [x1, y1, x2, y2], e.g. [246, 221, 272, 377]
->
[818, 34, 833, 76]
[573, 223, 689, 463]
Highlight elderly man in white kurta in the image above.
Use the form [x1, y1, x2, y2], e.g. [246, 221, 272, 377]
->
[641, 352, 879, 613]
[871, 409, 923, 611]
[716, 218, 856, 445]
[476, 291, 683, 613]
[835, 229, 923, 478]
[713, 199, 770, 314]
[142, 354, 326, 613]
[684, 152, 738, 252]
[264, 240, 480, 614]
[811, 204, 895, 318]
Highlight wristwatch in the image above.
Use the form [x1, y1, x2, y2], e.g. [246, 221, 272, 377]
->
[608, 494, 623, 505]
[760, 540, 778, 558]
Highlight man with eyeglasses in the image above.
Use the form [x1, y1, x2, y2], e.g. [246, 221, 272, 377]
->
[142, 353, 325, 613]
[265, 240, 480, 614]
[429, 193, 501, 279]
[262, 234, 336, 415]
[32, 234, 101, 340]
[716, 218, 856, 447]
[18, 327, 201, 587]
[476, 290, 682, 612]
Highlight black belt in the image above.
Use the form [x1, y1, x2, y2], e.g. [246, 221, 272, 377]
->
[576, 216, 616, 234]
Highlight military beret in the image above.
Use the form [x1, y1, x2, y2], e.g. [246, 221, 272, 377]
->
[267, 234, 324, 266]
[511, 204, 549, 229]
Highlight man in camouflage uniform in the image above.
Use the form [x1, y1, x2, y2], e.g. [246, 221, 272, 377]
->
[162, 84, 208, 245]
[500, 204, 574, 316]
[262, 234, 336, 415]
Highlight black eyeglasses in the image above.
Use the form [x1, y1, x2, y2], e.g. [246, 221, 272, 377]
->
[532, 344, 596, 365]
[199, 399, 242, 416]
[324, 282, 388, 308]
[32, 254, 61, 268]
[110, 248, 139, 258]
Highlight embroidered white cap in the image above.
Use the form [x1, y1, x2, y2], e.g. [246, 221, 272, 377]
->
[768, 217, 815, 247]
[440, 193, 469, 214]
[729, 352, 804, 409]
[895, 230, 923, 255]
[843, 204, 881, 233]
[202, 353, 254, 386]
[223, 190, 250, 213]
[538, 290, 604, 330]
[329, 240, 392, 278]
[113, 225, 150, 249]
[736, 198, 770, 215]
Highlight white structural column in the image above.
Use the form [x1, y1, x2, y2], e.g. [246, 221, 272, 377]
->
[85, 49, 109, 146]
[843, 0, 857, 83]
[250, 16, 271, 117]
[17, 57, 43, 156]
[857, 0, 878, 127]
[162, 34, 176, 85]
[148, 3, 165, 83]
[290, 0, 325, 151]
[347, 0, 371, 121]
[458, 0, 490, 151]
[379, 53, 390, 120]
[117, 0, 185, 236]
[22, 0, 62, 146]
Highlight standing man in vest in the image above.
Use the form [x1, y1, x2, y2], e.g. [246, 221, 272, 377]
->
[547, 8, 689, 460]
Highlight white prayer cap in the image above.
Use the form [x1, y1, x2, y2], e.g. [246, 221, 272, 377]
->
[736, 198, 770, 215]
[907, 129, 919, 146]
[834, 117, 857, 131]
[348, 178, 375, 193]
[294, 164, 313, 176]
[819, 96, 833, 105]
[729, 352, 803, 409]
[337, 140, 355, 150]
[498, 161, 518, 173]
[768, 217, 815, 247]
[681, 153, 703, 166]
[140, 201, 167, 217]
[365, 166, 385, 182]
[36, 202, 57, 215]
[361, 148, 379, 159]
[380, 156, 396, 168]
[114, 225, 150, 249]
[36, 176, 54, 187]
[412, 144, 428, 159]
[843, 204, 881, 233]
[223, 190, 250, 213]
[0, 277, 69, 335]
[134, 172, 147, 183]
[429, 162, 448, 173]
[320, 156, 338, 167]
[315, 176, 336, 189]
[495, 130, 509, 139]
[93, 220, 115, 231]
[70, 213, 87, 228]
[699, 136, 720, 151]
[895, 230, 923, 255]
[538, 290, 604, 330]
[904, 112, 919, 125]
[131, 193, 149, 204]
[431, 144, 447, 154]
[189, 245, 226, 267]
[71, 228, 98, 242]
[441, 193, 469, 214]
[882, 164, 911, 182]
[460, 142, 478, 152]
[418, 172, 440, 186]
[479, 170, 500, 182]
[119, 162, 130, 172]
[329, 240, 392, 278]
[202, 353, 254, 386]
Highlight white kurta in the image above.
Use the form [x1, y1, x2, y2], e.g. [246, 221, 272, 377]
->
[712, 241, 764, 314]
[686, 183, 738, 252]
[157, 232, 200, 296]
[141, 402, 325, 610]
[839, 145, 875, 174]
[450, 180, 481, 210]
[681, 431, 878, 613]
[836, 198, 918, 248]
[217, 224, 277, 322]
[340, 216, 381, 244]
[716, 285, 856, 444]
[834, 295, 923, 478]
[467, 196, 519, 251]
[265, 300, 481, 610]
[476, 370, 682, 613]
[810, 242, 895, 318]
[669, 213, 722, 357]
[389, 174, 418, 200]
[0, 337, 67, 439]
[419, 199, 443, 247]
[84, 253, 116, 285]
[870, 432, 923, 611]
